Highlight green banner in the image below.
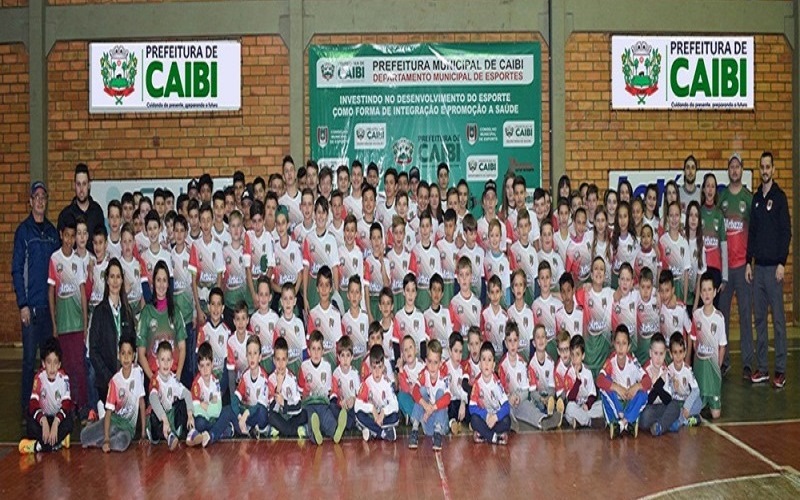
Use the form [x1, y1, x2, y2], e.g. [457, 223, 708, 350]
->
[309, 42, 542, 206]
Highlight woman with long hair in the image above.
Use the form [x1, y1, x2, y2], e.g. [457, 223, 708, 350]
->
[137, 260, 187, 382]
[700, 173, 727, 308]
[89, 257, 136, 407]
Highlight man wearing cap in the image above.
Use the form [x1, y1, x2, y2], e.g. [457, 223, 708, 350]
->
[57, 163, 105, 250]
[187, 178, 200, 200]
[12, 181, 60, 419]
[718, 153, 753, 379]
[746, 152, 791, 389]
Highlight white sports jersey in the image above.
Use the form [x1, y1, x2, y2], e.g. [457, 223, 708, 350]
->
[308, 303, 343, 354]
[226, 332, 249, 382]
[436, 237, 459, 283]
[267, 370, 303, 412]
[600, 353, 645, 389]
[613, 232, 640, 274]
[398, 358, 425, 394]
[395, 307, 428, 346]
[171, 245, 195, 319]
[556, 304, 585, 338]
[31, 369, 70, 418]
[509, 241, 539, 291]
[667, 362, 699, 399]
[355, 373, 399, 414]
[222, 241, 251, 294]
[484, 250, 511, 291]
[692, 308, 727, 362]
[246, 229, 275, 281]
[149, 372, 186, 413]
[498, 353, 530, 393]
[687, 234, 707, 295]
[338, 244, 365, 292]
[299, 358, 334, 400]
[449, 291, 482, 337]
[424, 305, 454, 359]
[467, 356, 481, 380]
[481, 305, 508, 355]
[612, 290, 639, 337]
[363, 253, 386, 297]
[119, 255, 145, 310]
[554, 229, 571, 263]
[292, 221, 315, 248]
[272, 238, 306, 287]
[303, 229, 338, 279]
[592, 239, 613, 286]
[88, 252, 111, 307]
[443, 358, 468, 401]
[107, 236, 122, 259]
[554, 358, 570, 397]
[250, 309, 280, 359]
[140, 246, 173, 286]
[375, 199, 397, 229]
[189, 237, 225, 296]
[411, 241, 442, 289]
[659, 232, 690, 279]
[332, 365, 361, 402]
[578, 287, 614, 336]
[636, 293, 660, 340]
[386, 248, 412, 295]
[565, 234, 592, 283]
[356, 216, 384, 256]
[643, 215, 660, 235]
[415, 368, 451, 403]
[329, 220, 346, 250]
[538, 249, 566, 291]
[274, 315, 307, 366]
[643, 360, 669, 402]
[660, 303, 692, 340]
[477, 216, 511, 252]
[359, 356, 397, 385]
[343, 194, 363, 221]
[106, 366, 145, 429]
[532, 295, 564, 342]
[197, 320, 231, 373]
[342, 309, 370, 359]
[529, 353, 556, 393]
[191, 373, 222, 407]
[507, 302, 534, 356]
[564, 364, 596, 405]
[470, 374, 509, 414]
[458, 244, 485, 291]
[135, 231, 150, 257]
[236, 367, 270, 407]
[634, 247, 660, 283]
[211, 223, 231, 247]
[279, 191, 303, 230]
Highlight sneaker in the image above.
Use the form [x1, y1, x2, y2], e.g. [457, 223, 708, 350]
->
[650, 422, 663, 437]
[408, 429, 419, 449]
[590, 418, 606, 430]
[310, 413, 323, 446]
[773, 373, 786, 389]
[742, 366, 752, 380]
[333, 408, 348, 444]
[432, 432, 443, 451]
[633, 420, 639, 439]
[751, 370, 770, 384]
[571, 418, 577, 430]
[18, 439, 37, 455]
[556, 397, 565, 416]
[449, 418, 460, 436]
[382, 426, 397, 442]
[669, 420, 681, 433]
[87, 409, 98, 422]
[270, 427, 280, 439]
[686, 416, 699, 427]
[167, 433, 179, 451]
[609, 423, 617, 440]
[546, 396, 555, 416]
[297, 425, 308, 440]
[497, 433, 508, 446]
[186, 429, 202, 447]
[540, 413, 561, 431]
[61, 434, 70, 449]
[201, 431, 212, 448]
[362, 427, 371, 442]
[473, 431, 485, 444]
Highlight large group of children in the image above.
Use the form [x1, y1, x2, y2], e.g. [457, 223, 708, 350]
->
[21, 155, 729, 455]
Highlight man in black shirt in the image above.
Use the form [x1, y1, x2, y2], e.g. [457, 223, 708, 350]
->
[57, 163, 105, 251]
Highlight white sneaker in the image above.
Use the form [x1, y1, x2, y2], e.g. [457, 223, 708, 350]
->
[97, 400, 106, 421]
[362, 427, 371, 442]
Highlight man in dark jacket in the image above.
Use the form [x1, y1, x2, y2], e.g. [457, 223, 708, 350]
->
[58, 163, 105, 251]
[12, 181, 60, 417]
[746, 152, 791, 389]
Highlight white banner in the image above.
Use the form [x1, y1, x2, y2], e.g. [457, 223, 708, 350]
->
[612, 36, 754, 110]
[90, 178, 232, 213]
[609, 169, 753, 201]
[89, 41, 241, 113]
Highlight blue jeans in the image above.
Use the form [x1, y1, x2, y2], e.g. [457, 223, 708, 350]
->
[411, 388, 449, 436]
[240, 404, 268, 434]
[600, 389, 648, 424]
[84, 349, 99, 415]
[195, 407, 237, 443]
[356, 410, 399, 438]
[305, 403, 341, 443]
[21, 307, 53, 414]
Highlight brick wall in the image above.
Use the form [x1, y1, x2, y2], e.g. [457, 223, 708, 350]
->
[0, 44, 30, 344]
[565, 33, 794, 322]
[46, 36, 289, 216]
[305, 32, 551, 189]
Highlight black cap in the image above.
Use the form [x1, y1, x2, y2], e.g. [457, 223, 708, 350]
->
[484, 180, 497, 192]
[409, 167, 420, 181]
[187, 178, 199, 192]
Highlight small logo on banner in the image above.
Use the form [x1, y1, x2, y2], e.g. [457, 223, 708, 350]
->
[621, 41, 661, 105]
[100, 45, 138, 105]
[466, 123, 478, 145]
[317, 126, 329, 148]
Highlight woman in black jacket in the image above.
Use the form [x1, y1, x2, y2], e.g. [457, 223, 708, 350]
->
[89, 257, 136, 405]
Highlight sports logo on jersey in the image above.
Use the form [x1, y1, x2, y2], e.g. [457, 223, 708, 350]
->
[574, 321, 580, 332]
[457, 305, 464, 314]
[218, 334, 225, 346]
[441, 316, 447, 327]
[430, 257, 435, 268]
[523, 317, 529, 328]
[739, 200, 747, 213]
[711, 323, 717, 334]
[536, 307, 543, 317]
[57, 263, 63, 273]
[149, 318, 158, 334]
[588, 299, 594, 308]
[673, 316, 679, 327]
[471, 305, 478, 316]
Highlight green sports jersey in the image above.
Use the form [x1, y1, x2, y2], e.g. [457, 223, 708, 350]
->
[718, 187, 752, 268]
[48, 249, 86, 334]
[137, 305, 187, 374]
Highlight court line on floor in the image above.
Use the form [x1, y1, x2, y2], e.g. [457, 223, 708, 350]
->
[434, 450, 452, 500]
[638, 472, 782, 500]
[706, 422, 783, 470]
[717, 418, 800, 427]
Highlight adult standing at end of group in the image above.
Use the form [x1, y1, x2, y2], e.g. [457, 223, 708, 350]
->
[718, 153, 753, 379]
[746, 152, 791, 389]
[680, 155, 701, 215]
[12, 181, 60, 419]
[58, 163, 105, 252]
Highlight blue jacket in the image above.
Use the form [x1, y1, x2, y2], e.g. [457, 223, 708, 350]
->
[12, 214, 60, 310]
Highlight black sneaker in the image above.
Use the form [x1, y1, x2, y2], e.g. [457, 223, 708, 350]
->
[408, 429, 419, 449]
[721, 364, 730, 378]
[432, 432, 443, 451]
[742, 367, 752, 380]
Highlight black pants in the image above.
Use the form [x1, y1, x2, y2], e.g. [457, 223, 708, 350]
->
[148, 400, 188, 440]
[268, 410, 308, 437]
[26, 412, 73, 451]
